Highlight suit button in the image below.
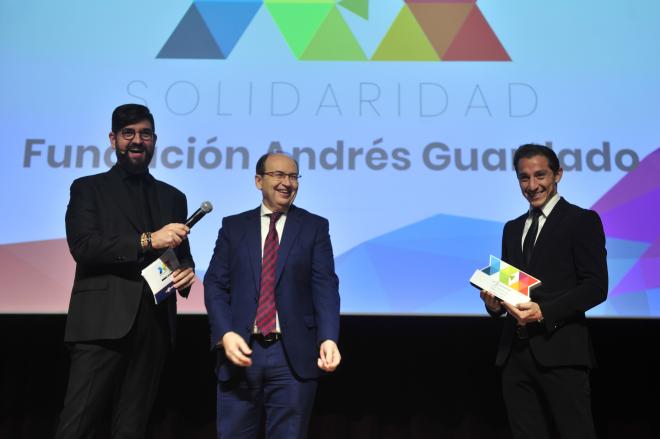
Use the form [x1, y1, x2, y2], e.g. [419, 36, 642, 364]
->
[115, 256, 125, 262]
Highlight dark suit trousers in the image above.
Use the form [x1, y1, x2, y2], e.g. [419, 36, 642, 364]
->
[55, 287, 170, 439]
[217, 337, 317, 439]
[501, 339, 597, 439]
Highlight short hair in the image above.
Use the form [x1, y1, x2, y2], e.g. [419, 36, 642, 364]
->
[513, 143, 560, 174]
[111, 104, 155, 133]
[255, 152, 299, 175]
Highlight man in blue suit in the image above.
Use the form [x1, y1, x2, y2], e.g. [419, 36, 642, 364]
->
[204, 151, 341, 439]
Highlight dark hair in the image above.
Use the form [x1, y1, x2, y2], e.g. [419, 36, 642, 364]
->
[513, 144, 560, 174]
[255, 152, 299, 175]
[111, 104, 155, 133]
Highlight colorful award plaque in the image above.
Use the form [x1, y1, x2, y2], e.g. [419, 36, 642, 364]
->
[470, 255, 541, 305]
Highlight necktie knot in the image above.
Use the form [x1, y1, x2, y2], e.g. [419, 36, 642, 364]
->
[531, 207, 542, 219]
[269, 212, 282, 226]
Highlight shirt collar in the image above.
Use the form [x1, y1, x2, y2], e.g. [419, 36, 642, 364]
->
[260, 203, 288, 218]
[530, 193, 561, 218]
[112, 163, 152, 182]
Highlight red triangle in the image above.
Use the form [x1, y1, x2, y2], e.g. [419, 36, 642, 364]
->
[443, 6, 510, 61]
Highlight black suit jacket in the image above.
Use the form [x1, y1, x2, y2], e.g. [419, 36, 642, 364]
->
[63, 165, 194, 343]
[493, 197, 608, 368]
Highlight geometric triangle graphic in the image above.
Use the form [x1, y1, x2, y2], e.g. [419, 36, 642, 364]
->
[157, 4, 225, 59]
[265, 1, 335, 58]
[338, 0, 369, 20]
[371, 5, 439, 61]
[408, 2, 473, 59]
[157, 0, 511, 61]
[338, 0, 401, 59]
[591, 148, 659, 214]
[195, 1, 262, 58]
[301, 7, 367, 60]
[443, 4, 510, 61]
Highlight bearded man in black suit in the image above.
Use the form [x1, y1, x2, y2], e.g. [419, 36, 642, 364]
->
[55, 104, 195, 438]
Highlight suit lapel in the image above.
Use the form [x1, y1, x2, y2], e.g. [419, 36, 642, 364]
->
[275, 205, 302, 287]
[510, 216, 526, 268]
[245, 208, 262, 294]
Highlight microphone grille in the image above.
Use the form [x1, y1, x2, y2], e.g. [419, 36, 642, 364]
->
[200, 201, 213, 213]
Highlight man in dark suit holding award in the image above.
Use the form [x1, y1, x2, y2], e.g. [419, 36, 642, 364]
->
[204, 151, 341, 439]
[480, 144, 608, 439]
[56, 104, 195, 438]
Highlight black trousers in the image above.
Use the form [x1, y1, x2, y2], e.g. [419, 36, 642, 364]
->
[501, 339, 597, 439]
[55, 289, 170, 439]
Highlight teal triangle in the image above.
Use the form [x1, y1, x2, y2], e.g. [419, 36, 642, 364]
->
[157, 5, 225, 59]
[339, 0, 369, 20]
[196, 1, 261, 57]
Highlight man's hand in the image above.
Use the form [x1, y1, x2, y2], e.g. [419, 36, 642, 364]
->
[480, 290, 503, 313]
[502, 301, 544, 325]
[219, 332, 253, 367]
[317, 340, 341, 372]
[172, 267, 195, 291]
[151, 223, 190, 249]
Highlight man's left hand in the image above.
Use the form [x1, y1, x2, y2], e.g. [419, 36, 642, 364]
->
[317, 340, 341, 372]
[502, 301, 543, 325]
[173, 267, 195, 291]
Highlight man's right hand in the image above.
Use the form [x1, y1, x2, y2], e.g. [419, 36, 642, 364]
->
[151, 223, 190, 249]
[219, 332, 253, 367]
[480, 290, 503, 313]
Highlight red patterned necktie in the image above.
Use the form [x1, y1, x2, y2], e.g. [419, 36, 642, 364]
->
[255, 212, 282, 335]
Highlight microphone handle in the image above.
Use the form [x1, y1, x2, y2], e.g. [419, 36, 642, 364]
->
[185, 208, 204, 228]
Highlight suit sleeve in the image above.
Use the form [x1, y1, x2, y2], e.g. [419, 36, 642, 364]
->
[65, 178, 139, 266]
[541, 210, 608, 330]
[204, 217, 234, 349]
[311, 218, 340, 345]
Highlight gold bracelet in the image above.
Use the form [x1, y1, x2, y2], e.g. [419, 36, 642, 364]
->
[146, 232, 152, 249]
[140, 233, 148, 251]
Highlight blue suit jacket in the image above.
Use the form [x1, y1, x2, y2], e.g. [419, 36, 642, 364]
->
[204, 205, 340, 381]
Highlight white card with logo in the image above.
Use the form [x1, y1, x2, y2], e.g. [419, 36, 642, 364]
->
[141, 248, 181, 304]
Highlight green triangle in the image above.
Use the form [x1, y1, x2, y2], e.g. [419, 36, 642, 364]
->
[266, 3, 334, 58]
[339, 0, 369, 20]
[372, 6, 439, 61]
[301, 7, 366, 60]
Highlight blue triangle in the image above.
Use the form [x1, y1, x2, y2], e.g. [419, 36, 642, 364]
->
[157, 4, 225, 59]
[196, 1, 261, 57]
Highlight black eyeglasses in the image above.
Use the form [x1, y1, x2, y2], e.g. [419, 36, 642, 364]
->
[119, 128, 155, 141]
[262, 171, 301, 182]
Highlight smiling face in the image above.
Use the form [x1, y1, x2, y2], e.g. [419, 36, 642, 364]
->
[109, 119, 156, 174]
[255, 153, 299, 212]
[516, 154, 563, 209]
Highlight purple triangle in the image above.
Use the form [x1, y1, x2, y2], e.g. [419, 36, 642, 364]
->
[591, 148, 660, 213]
[597, 188, 660, 242]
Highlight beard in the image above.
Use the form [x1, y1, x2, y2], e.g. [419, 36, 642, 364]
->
[115, 144, 154, 174]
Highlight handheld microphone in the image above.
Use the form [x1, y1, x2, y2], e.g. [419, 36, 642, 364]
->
[185, 201, 213, 228]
